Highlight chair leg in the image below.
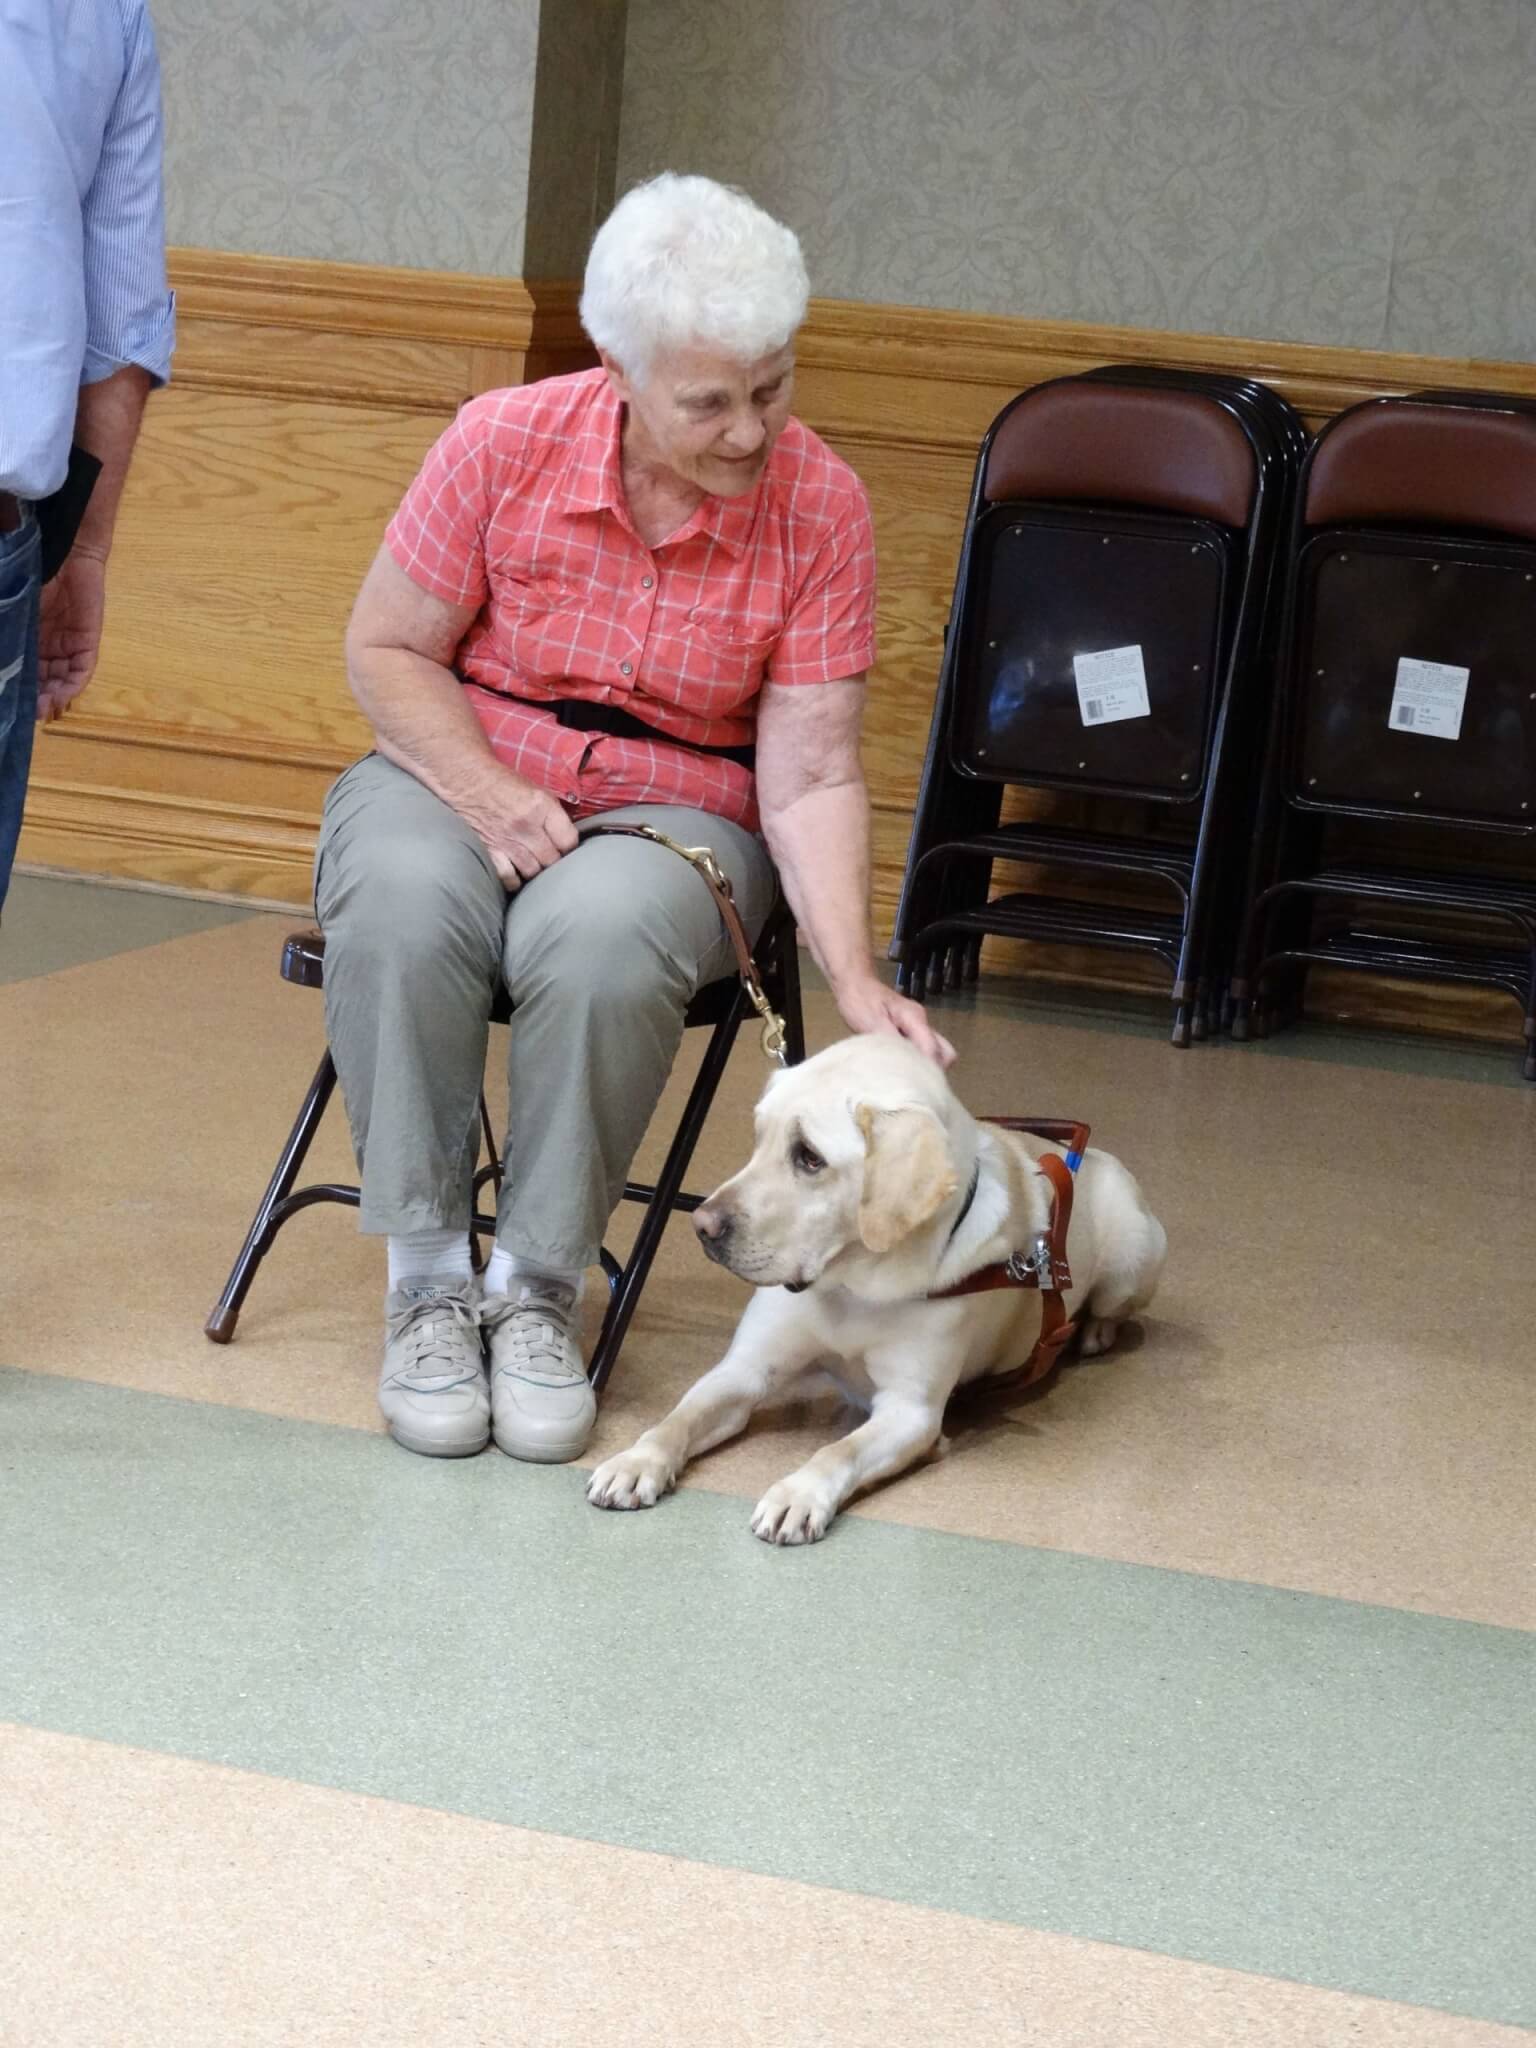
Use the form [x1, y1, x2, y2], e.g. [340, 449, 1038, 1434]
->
[480, 1093, 503, 1189]
[1190, 978, 1212, 1041]
[588, 1000, 746, 1396]
[777, 924, 807, 1066]
[205, 1049, 338, 1344]
[469, 1092, 501, 1271]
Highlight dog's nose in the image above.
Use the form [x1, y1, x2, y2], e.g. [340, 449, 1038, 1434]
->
[694, 1201, 732, 1246]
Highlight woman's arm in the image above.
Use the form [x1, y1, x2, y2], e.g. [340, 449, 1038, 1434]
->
[755, 676, 954, 1066]
[344, 546, 577, 885]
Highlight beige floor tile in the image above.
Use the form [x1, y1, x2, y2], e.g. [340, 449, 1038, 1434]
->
[2, 1724, 1519, 2048]
[3, 915, 1532, 1626]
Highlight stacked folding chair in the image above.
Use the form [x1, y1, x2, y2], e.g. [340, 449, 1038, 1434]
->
[890, 367, 1303, 1044]
[1230, 390, 1536, 1080]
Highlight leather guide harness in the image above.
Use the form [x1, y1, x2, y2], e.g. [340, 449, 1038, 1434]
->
[935, 1118, 1090, 1395]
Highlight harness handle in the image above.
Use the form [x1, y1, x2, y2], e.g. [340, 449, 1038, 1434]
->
[983, 1116, 1090, 1174]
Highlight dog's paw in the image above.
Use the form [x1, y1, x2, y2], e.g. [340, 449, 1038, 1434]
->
[586, 1444, 675, 1511]
[1078, 1316, 1121, 1359]
[750, 1476, 836, 1546]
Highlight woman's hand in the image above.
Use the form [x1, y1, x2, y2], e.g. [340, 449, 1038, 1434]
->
[832, 971, 956, 1067]
[345, 548, 579, 887]
[467, 774, 579, 888]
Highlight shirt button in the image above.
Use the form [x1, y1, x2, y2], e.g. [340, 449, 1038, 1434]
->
[641, 575, 654, 590]
[620, 661, 633, 676]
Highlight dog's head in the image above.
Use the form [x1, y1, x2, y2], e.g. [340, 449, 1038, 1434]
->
[693, 1034, 968, 1290]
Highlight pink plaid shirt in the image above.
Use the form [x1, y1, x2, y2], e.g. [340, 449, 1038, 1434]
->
[384, 368, 877, 831]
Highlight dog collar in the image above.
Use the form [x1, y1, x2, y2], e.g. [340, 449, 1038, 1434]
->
[946, 1161, 981, 1245]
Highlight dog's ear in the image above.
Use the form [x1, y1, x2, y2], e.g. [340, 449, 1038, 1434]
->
[855, 1103, 959, 1255]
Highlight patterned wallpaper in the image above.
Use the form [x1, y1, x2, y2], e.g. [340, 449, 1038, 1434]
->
[156, 0, 540, 273]
[616, 0, 1536, 362]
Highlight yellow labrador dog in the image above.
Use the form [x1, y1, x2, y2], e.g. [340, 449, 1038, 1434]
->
[587, 1034, 1166, 1544]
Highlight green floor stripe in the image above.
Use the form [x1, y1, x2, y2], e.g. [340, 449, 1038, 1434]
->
[0, 875, 261, 983]
[1, 1368, 1530, 2025]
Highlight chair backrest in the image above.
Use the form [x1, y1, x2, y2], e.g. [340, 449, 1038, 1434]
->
[949, 380, 1265, 803]
[1077, 362, 1311, 476]
[983, 380, 1257, 525]
[1286, 397, 1536, 831]
[1304, 398, 1536, 541]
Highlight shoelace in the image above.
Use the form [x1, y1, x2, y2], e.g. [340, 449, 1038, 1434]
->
[482, 1285, 581, 1381]
[385, 1290, 481, 1383]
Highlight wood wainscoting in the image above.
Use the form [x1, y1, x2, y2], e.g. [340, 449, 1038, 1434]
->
[21, 251, 1536, 1041]
[19, 252, 592, 902]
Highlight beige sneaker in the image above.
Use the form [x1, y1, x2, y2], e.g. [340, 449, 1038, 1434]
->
[379, 1281, 489, 1458]
[482, 1278, 597, 1464]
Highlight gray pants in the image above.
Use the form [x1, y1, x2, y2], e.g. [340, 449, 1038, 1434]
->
[315, 754, 776, 1269]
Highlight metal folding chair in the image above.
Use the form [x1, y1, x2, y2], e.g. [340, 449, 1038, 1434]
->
[890, 368, 1300, 1043]
[205, 904, 805, 1390]
[1231, 391, 1536, 1078]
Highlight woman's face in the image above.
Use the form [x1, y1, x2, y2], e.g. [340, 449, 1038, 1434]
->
[605, 341, 796, 499]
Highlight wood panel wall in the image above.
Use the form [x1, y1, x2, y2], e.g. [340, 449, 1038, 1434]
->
[19, 254, 591, 901]
[21, 251, 1536, 1042]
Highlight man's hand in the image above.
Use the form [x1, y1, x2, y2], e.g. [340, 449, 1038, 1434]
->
[37, 550, 108, 722]
[38, 364, 157, 723]
[468, 774, 579, 888]
[832, 971, 956, 1068]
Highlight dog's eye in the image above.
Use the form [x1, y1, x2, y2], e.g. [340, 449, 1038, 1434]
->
[791, 1140, 826, 1176]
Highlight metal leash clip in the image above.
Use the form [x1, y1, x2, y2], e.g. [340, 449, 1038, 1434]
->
[745, 974, 789, 1066]
[1005, 1234, 1056, 1288]
[669, 838, 730, 894]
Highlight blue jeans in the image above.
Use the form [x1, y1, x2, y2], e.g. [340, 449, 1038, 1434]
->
[0, 511, 41, 916]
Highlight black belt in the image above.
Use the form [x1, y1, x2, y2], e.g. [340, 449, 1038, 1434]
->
[520, 691, 755, 772]
[0, 493, 21, 536]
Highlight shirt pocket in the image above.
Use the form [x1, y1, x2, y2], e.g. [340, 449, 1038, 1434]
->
[486, 569, 583, 687]
[648, 600, 779, 716]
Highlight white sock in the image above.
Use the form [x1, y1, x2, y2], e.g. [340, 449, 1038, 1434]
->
[484, 1246, 583, 1303]
[386, 1228, 474, 1295]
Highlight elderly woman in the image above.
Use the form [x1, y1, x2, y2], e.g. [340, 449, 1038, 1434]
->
[320, 172, 950, 1466]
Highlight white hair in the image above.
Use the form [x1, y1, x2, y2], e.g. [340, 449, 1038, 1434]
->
[580, 172, 809, 381]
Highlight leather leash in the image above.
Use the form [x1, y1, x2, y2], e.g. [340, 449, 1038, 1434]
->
[580, 822, 789, 1063]
[935, 1117, 1090, 1394]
